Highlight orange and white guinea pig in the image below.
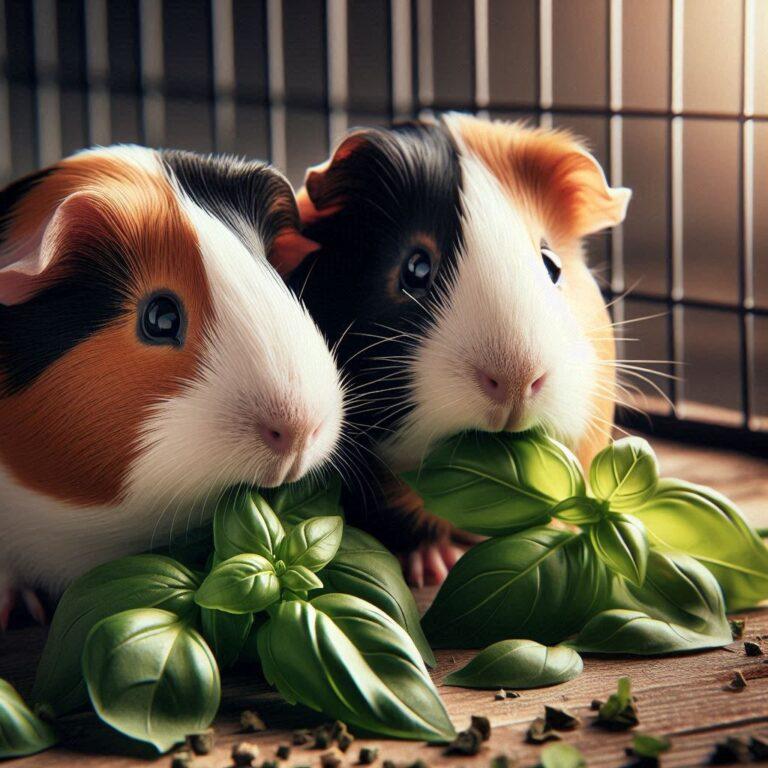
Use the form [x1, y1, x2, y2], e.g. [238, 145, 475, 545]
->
[0, 146, 343, 621]
[280, 114, 630, 586]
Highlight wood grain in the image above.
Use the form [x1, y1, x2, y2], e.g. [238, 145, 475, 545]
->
[1, 437, 767, 767]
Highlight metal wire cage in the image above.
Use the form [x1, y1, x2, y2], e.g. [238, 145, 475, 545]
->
[1, 0, 766, 453]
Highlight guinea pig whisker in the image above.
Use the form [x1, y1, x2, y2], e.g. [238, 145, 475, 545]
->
[602, 280, 643, 311]
[297, 252, 321, 302]
[604, 362, 681, 381]
[330, 320, 357, 359]
[343, 334, 414, 365]
[588, 310, 670, 334]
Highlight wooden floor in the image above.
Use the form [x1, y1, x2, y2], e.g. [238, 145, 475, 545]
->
[2, 437, 767, 768]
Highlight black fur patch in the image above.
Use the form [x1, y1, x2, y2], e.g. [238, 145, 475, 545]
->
[161, 150, 300, 256]
[0, 243, 128, 394]
[290, 121, 464, 533]
[0, 167, 129, 393]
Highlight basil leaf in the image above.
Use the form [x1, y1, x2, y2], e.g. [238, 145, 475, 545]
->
[83, 608, 220, 752]
[589, 513, 649, 586]
[422, 527, 609, 648]
[266, 475, 343, 527]
[551, 496, 604, 524]
[541, 742, 587, 768]
[257, 594, 455, 742]
[280, 565, 324, 592]
[444, 640, 582, 689]
[278, 515, 343, 572]
[0, 679, 57, 758]
[200, 608, 253, 669]
[195, 554, 280, 614]
[319, 526, 436, 667]
[574, 550, 732, 655]
[635, 478, 768, 610]
[589, 436, 658, 508]
[401, 431, 585, 536]
[213, 485, 285, 562]
[572, 607, 732, 655]
[610, 550, 732, 639]
[32, 554, 200, 716]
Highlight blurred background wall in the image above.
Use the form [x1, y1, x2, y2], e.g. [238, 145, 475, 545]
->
[1, 0, 766, 449]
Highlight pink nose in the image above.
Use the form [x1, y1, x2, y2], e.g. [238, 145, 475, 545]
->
[258, 421, 322, 455]
[530, 372, 546, 395]
[477, 368, 510, 405]
[476, 368, 547, 405]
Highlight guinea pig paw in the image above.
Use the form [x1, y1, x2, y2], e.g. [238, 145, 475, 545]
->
[0, 587, 46, 630]
[21, 589, 47, 625]
[405, 542, 466, 588]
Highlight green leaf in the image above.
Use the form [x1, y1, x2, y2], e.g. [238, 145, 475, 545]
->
[401, 431, 585, 536]
[632, 732, 671, 759]
[257, 594, 455, 742]
[200, 608, 253, 669]
[588, 513, 649, 586]
[541, 742, 587, 768]
[280, 565, 324, 592]
[195, 554, 280, 614]
[278, 515, 343, 572]
[444, 640, 582, 689]
[422, 528, 610, 648]
[213, 485, 285, 562]
[32, 554, 200, 716]
[319, 526, 436, 667]
[595, 677, 638, 729]
[572, 608, 731, 655]
[635, 478, 768, 610]
[551, 496, 605, 524]
[589, 436, 659, 508]
[265, 475, 343, 528]
[0, 679, 57, 758]
[83, 608, 220, 752]
[573, 550, 732, 655]
[611, 549, 732, 637]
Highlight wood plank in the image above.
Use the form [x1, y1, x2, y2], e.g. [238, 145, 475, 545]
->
[1, 437, 767, 767]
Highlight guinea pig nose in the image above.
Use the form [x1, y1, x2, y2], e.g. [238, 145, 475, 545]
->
[529, 372, 547, 396]
[476, 368, 510, 405]
[258, 422, 295, 454]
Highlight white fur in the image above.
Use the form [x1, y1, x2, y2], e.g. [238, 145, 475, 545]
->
[379, 154, 596, 471]
[0, 147, 344, 594]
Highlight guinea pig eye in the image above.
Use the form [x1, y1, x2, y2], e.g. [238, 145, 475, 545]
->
[541, 245, 562, 285]
[138, 292, 185, 347]
[400, 248, 434, 295]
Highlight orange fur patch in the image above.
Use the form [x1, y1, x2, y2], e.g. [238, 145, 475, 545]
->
[0, 151, 213, 506]
[450, 114, 628, 242]
[450, 116, 620, 468]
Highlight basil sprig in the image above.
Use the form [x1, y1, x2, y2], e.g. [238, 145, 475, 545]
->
[32, 484, 451, 754]
[407, 430, 767, 668]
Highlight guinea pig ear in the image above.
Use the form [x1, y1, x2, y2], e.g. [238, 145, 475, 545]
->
[269, 228, 319, 277]
[0, 190, 101, 305]
[297, 130, 374, 227]
[445, 114, 631, 241]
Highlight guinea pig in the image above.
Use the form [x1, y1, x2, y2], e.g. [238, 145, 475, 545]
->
[0, 145, 344, 624]
[277, 114, 630, 586]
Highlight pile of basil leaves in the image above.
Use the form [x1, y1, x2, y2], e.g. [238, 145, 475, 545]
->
[3, 433, 767, 759]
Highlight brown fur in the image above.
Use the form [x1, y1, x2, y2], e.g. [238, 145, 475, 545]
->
[0, 151, 213, 506]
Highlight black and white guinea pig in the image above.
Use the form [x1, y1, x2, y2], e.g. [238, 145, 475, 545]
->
[0, 146, 344, 620]
[276, 113, 630, 586]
